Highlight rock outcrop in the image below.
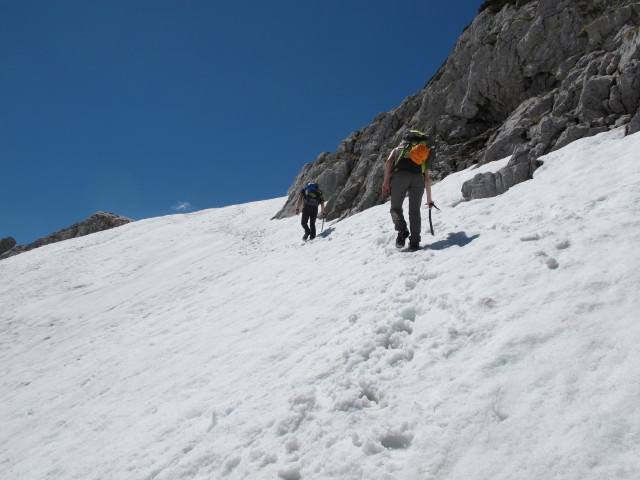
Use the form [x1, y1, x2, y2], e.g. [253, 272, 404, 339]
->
[0, 237, 17, 256]
[0, 212, 132, 260]
[274, 0, 640, 219]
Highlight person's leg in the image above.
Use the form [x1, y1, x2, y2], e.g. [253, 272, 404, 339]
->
[301, 208, 311, 239]
[407, 174, 425, 245]
[390, 172, 410, 233]
[309, 207, 318, 239]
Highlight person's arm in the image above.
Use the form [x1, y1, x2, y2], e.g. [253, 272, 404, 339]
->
[295, 192, 303, 215]
[320, 200, 326, 217]
[425, 169, 434, 207]
[381, 147, 398, 196]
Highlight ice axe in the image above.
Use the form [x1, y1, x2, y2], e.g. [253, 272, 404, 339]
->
[428, 203, 440, 236]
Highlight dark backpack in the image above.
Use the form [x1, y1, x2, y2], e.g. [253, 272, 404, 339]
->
[303, 182, 323, 206]
[393, 130, 431, 175]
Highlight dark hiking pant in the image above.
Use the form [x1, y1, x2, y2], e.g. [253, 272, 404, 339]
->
[301, 204, 319, 239]
[390, 170, 425, 243]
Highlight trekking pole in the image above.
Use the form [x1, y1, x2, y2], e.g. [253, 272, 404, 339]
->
[321, 215, 325, 233]
[428, 203, 440, 236]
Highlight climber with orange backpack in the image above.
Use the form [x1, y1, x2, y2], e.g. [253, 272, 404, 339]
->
[381, 129, 435, 250]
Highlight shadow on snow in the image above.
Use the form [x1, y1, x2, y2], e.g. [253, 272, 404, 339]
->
[317, 227, 336, 238]
[425, 231, 479, 250]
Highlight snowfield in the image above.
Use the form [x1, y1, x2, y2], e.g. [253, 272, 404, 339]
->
[1, 129, 639, 480]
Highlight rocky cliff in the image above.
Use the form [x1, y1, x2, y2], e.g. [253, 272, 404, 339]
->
[274, 0, 640, 220]
[0, 212, 132, 260]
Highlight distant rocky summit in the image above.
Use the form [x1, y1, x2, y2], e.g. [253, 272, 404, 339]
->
[0, 212, 132, 260]
[275, 0, 640, 219]
[0, 237, 17, 256]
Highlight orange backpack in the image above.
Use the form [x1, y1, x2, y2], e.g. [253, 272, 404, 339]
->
[408, 143, 430, 165]
[393, 130, 431, 174]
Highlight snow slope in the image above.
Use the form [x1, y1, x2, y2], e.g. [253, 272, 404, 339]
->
[1, 129, 639, 480]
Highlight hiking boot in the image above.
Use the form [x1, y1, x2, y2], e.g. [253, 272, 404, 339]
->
[395, 230, 410, 248]
[408, 241, 420, 251]
[303, 233, 309, 241]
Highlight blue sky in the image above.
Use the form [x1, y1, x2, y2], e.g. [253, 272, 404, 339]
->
[1, 0, 484, 245]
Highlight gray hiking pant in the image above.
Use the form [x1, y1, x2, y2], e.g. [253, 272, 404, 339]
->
[390, 170, 425, 243]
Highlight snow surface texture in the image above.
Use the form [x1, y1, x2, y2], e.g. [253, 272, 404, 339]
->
[1, 130, 639, 480]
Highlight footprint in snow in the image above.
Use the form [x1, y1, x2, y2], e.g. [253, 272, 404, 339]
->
[400, 306, 417, 322]
[377, 422, 414, 450]
[475, 297, 496, 308]
[546, 258, 559, 269]
[277, 464, 301, 480]
[520, 233, 541, 241]
[405, 278, 418, 290]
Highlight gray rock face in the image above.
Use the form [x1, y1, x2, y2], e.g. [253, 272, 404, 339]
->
[0, 212, 132, 260]
[0, 237, 17, 256]
[629, 109, 640, 134]
[461, 158, 533, 201]
[275, 0, 640, 216]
